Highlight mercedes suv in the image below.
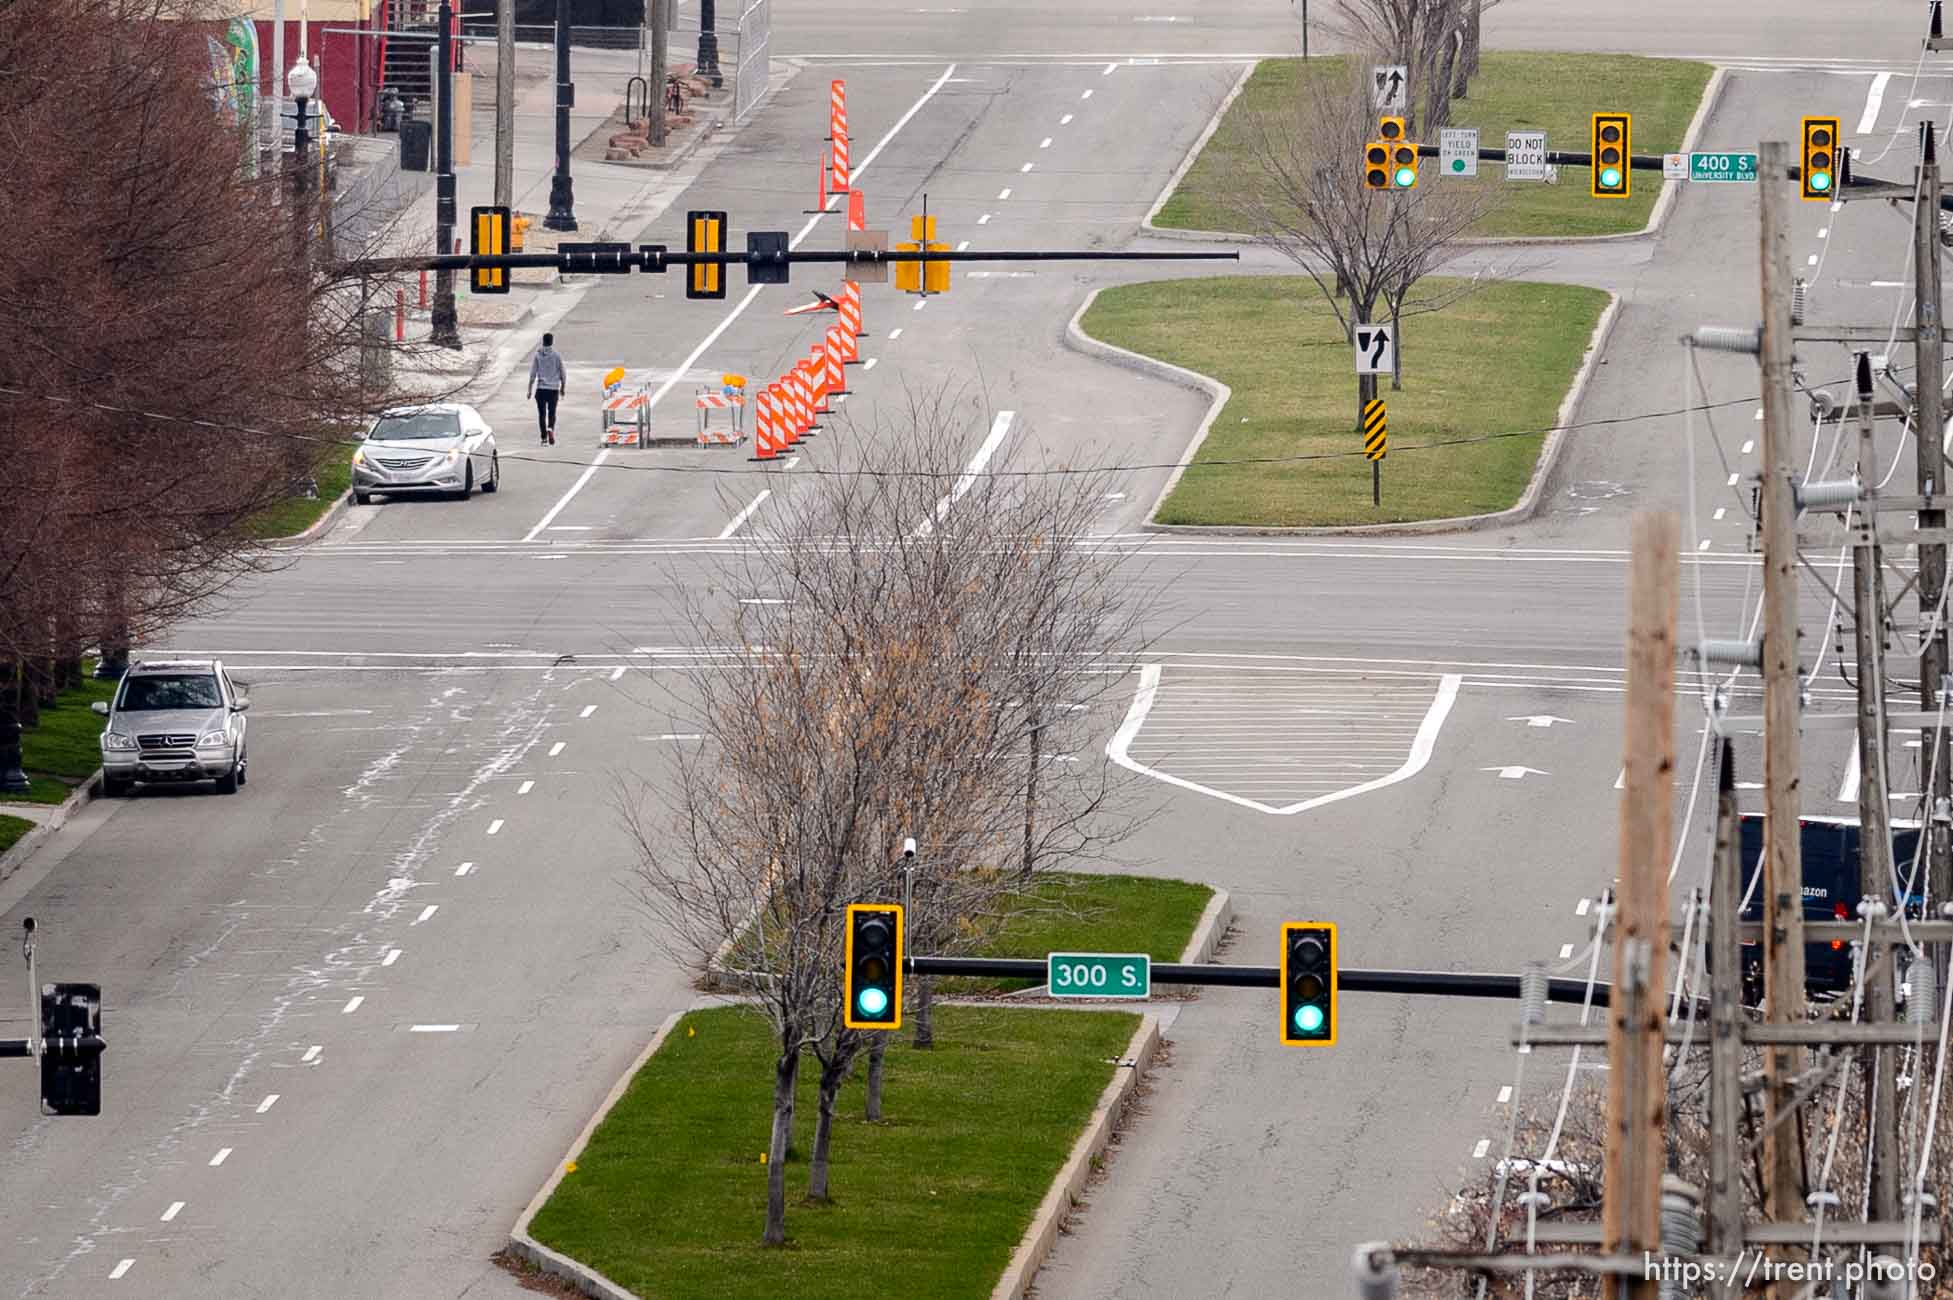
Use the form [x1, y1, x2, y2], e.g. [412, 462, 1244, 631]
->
[93, 659, 250, 796]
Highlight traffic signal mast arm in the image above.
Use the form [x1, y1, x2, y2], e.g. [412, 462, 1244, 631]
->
[343, 246, 1241, 278]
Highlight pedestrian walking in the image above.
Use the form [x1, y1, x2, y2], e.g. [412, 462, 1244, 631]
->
[528, 332, 566, 445]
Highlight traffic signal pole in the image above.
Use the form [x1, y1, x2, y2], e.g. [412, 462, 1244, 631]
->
[345, 246, 1240, 279]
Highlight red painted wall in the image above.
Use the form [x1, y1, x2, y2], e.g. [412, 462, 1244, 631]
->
[254, 20, 377, 132]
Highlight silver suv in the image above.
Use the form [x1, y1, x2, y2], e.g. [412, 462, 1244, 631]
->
[93, 660, 250, 796]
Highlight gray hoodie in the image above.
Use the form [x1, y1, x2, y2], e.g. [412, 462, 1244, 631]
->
[528, 346, 566, 392]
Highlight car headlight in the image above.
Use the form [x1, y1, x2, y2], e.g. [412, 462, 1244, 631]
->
[101, 732, 136, 752]
[352, 449, 365, 466]
[197, 729, 230, 749]
[444, 448, 461, 464]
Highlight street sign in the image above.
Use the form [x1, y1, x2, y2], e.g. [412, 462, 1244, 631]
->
[1371, 64, 1407, 110]
[1353, 323, 1394, 375]
[1663, 152, 1688, 180]
[1505, 130, 1547, 182]
[1690, 151, 1759, 183]
[1440, 127, 1479, 177]
[1363, 400, 1387, 461]
[1048, 952, 1151, 999]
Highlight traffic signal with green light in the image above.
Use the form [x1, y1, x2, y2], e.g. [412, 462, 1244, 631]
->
[1363, 140, 1391, 190]
[1390, 141, 1419, 190]
[687, 209, 727, 300]
[1591, 112, 1630, 198]
[1802, 116, 1840, 200]
[1375, 117, 1417, 189]
[1281, 923, 1337, 1047]
[844, 904, 903, 1030]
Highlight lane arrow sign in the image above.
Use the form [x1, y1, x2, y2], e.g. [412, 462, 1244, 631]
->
[1483, 766, 1550, 780]
[1507, 715, 1575, 728]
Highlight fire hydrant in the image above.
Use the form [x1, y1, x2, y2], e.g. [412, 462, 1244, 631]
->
[512, 215, 531, 251]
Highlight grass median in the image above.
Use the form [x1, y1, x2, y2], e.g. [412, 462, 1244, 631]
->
[0, 815, 33, 858]
[9, 672, 115, 806]
[245, 455, 353, 540]
[1155, 52, 1713, 239]
[1081, 275, 1609, 527]
[527, 1004, 1137, 1300]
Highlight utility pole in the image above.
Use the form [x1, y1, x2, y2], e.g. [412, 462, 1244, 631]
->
[1851, 348, 1904, 1229]
[1756, 137, 1809, 1275]
[1605, 510, 1676, 1300]
[649, 0, 670, 148]
[1707, 740, 1744, 1254]
[430, 0, 462, 349]
[495, 0, 514, 210]
[1915, 122, 1952, 983]
[544, 0, 578, 231]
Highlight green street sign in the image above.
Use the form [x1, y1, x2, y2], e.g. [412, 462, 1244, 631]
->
[1047, 952, 1151, 999]
[1689, 151, 1758, 183]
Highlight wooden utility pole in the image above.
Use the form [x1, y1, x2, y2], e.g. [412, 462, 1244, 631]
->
[1914, 122, 1953, 981]
[495, 0, 514, 209]
[1605, 509, 1676, 1300]
[1853, 350, 1904, 1225]
[1756, 137, 1809, 1261]
[1708, 740, 1745, 1254]
[648, 0, 670, 147]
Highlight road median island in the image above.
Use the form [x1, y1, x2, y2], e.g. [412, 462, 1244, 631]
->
[245, 455, 353, 541]
[8, 671, 114, 806]
[0, 815, 32, 858]
[522, 1004, 1141, 1300]
[1081, 275, 1609, 528]
[1152, 52, 1713, 241]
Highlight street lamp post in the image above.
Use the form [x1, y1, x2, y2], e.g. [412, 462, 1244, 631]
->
[431, 0, 463, 348]
[696, 0, 722, 88]
[543, 0, 578, 231]
[287, 61, 318, 259]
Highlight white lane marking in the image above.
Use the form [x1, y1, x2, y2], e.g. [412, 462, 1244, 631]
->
[1105, 491, 1126, 500]
[1754, 408, 1764, 421]
[410, 1024, 462, 1033]
[956, 239, 971, 251]
[1020, 161, 1035, 172]
[1577, 897, 1592, 916]
[259, 709, 376, 718]
[534, 554, 568, 562]
[161, 1202, 184, 1223]
[919, 411, 1015, 535]
[888, 328, 904, 340]
[1713, 506, 1727, 521]
[1560, 943, 1576, 959]
[1508, 714, 1572, 728]
[1839, 742, 1861, 803]
[517, 780, 534, 795]
[1807, 254, 1818, 266]
[302, 1045, 322, 1062]
[373, 560, 405, 565]
[414, 905, 438, 925]
[1107, 666, 1462, 815]
[1615, 767, 1625, 789]
[864, 357, 879, 370]
[487, 818, 504, 835]
[549, 741, 566, 757]
[257, 1094, 279, 1114]
[998, 186, 1013, 200]
[609, 665, 626, 681]
[1471, 1138, 1490, 1159]
[1102, 61, 1117, 75]
[209, 1148, 233, 1167]
[1698, 538, 1712, 551]
[342, 996, 363, 1014]
[456, 861, 476, 876]
[718, 488, 772, 540]
[1060, 113, 1074, 124]
[1817, 227, 1828, 238]
[1497, 1086, 1513, 1104]
[1860, 70, 1892, 133]
[383, 948, 402, 966]
[1727, 473, 1740, 487]
[659, 733, 705, 740]
[978, 212, 992, 224]
[740, 597, 789, 605]
[1081, 88, 1094, 99]
[548, 525, 594, 531]
[579, 704, 597, 718]
[1483, 765, 1548, 779]
[1741, 439, 1754, 454]
[1039, 137, 1053, 148]
[914, 299, 928, 311]
[111, 1260, 134, 1280]
[524, 64, 958, 541]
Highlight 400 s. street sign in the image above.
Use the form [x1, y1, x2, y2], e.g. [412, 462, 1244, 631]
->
[1048, 952, 1151, 999]
[1689, 151, 1759, 183]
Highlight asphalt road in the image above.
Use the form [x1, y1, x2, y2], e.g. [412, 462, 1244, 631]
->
[2, 3, 1946, 1298]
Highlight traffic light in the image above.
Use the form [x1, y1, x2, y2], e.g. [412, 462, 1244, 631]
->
[469, 205, 510, 295]
[1281, 923, 1337, 1047]
[1363, 140, 1391, 190]
[1802, 116, 1840, 200]
[1591, 112, 1630, 198]
[687, 209, 727, 300]
[844, 904, 903, 1030]
[40, 982, 101, 1116]
[1390, 141, 1419, 190]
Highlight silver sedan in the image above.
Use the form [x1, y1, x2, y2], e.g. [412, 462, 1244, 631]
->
[351, 403, 500, 503]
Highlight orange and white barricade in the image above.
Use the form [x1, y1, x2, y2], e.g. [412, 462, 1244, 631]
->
[829, 80, 850, 191]
[838, 280, 864, 360]
[806, 349, 832, 415]
[600, 386, 651, 448]
[694, 388, 746, 447]
[848, 189, 866, 234]
[789, 370, 817, 437]
[825, 327, 850, 397]
[750, 388, 782, 461]
[772, 380, 800, 445]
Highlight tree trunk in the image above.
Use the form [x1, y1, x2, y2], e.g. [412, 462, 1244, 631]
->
[763, 1046, 800, 1245]
[1466, 0, 1482, 77]
[32, 656, 56, 709]
[1389, 300, 1404, 392]
[806, 1046, 852, 1202]
[1020, 699, 1040, 880]
[865, 1035, 886, 1120]
[16, 663, 41, 729]
[913, 974, 935, 1048]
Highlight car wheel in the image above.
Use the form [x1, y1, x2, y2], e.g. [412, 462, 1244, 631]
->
[215, 762, 240, 795]
[101, 773, 129, 798]
[453, 464, 473, 501]
[481, 454, 499, 493]
[236, 749, 248, 787]
[353, 489, 372, 505]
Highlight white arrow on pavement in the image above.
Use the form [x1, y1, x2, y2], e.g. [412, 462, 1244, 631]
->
[1483, 766, 1550, 780]
[1508, 715, 1575, 728]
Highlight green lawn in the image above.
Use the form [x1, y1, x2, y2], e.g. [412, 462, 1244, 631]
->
[943, 871, 1214, 994]
[1082, 275, 1609, 527]
[245, 454, 352, 540]
[0, 815, 33, 858]
[8, 672, 116, 806]
[528, 1004, 1137, 1300]
[1155, 53, 1713, 239]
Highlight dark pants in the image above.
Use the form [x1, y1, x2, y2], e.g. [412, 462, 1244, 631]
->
[535, 389, 559, 438]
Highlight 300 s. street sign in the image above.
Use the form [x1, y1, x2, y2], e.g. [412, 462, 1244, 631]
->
[1047, 952, 1151, 999]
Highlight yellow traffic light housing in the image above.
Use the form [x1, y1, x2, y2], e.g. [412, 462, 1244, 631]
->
[1591, 112, 1630, 198]
[469, 205, 510, 295]
[1364, 141, 1391, 190]
[1391, 143, 1419, 189]
[1802, 116, 1840, 200]
[1377, 115, 1406, 143]
[687, 209, 727, 300]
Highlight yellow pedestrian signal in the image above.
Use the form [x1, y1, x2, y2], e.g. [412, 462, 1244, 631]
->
[1364, 141, 1391, 189]
[470, 205, 510, 295]
[687, 209, 727, 300]
[1802, 116, 1840, 200]
[1591, 112, 1630, 198]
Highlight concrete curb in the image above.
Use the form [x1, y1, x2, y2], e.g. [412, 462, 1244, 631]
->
[990, 1011, 1163, 1300]
[1139, 61, 1257, 240]
[1061, 286, 1233, 529]
[504, 1008, 686, 1300]
[1125, 291, 1621, 537]
[0, 769, 101, 886]
[278, 489, 352, 544]
[1176, 888, 1234, 965]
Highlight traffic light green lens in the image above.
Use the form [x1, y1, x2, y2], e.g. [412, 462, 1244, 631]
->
[1294, 1004, 1325, 1034]
[857, 986, 890, 1017]
[1811, 171, 1831, 191]
[1394, 167, 1416, 187]
[1600, 167, 1622, 189]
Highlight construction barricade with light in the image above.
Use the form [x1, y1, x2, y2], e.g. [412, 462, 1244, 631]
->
[599, 365, 651, 448]
[696, 373, 748, 447]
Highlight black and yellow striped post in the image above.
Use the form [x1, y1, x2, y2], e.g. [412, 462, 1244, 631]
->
[1363, 398, 1387, 505]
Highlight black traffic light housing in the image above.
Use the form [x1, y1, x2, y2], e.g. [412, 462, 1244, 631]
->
[1591, 112, 1630, 198]
[1802, 116, 1840, 200]
[469, 205, 510, 295]
[845, 904, 903, 1030]
[1281, 923, 1337, 1047]
[687, 209, 728, 300]
[41, 982, 101, 1116]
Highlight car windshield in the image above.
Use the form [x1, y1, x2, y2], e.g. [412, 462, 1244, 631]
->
[118, 674, 222, 711]
[370, 410, 462, 440]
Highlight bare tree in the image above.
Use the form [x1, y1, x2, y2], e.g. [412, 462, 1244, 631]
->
[1326, 0, 1503, 132]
